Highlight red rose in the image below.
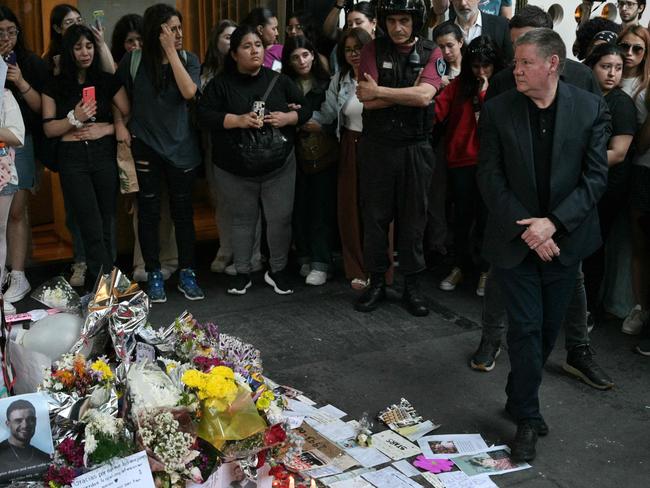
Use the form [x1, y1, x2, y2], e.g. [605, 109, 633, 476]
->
[264, 424, 287, 446]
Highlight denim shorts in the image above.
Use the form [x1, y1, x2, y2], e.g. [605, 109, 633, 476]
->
[0, 182, 18, 196]
[15, 133, 35, 190]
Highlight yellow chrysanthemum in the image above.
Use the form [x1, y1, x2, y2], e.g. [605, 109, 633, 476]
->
[90, 360, 113, 380]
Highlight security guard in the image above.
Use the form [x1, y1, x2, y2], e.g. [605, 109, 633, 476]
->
[355, 0, 442, 316]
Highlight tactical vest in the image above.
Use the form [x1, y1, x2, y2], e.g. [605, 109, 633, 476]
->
[362, 36, 436, 144]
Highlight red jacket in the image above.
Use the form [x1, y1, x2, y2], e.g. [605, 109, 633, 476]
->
[434, 78, 486, 168]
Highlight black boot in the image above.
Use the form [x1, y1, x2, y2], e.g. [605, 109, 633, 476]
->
[402, 273, 429, 316]
[355, 274, 386, 312]
[511, 421, 538, 462]
[563, 344, 614, 390]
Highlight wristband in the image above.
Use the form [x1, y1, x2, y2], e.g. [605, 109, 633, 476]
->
[19, 85, 32, 95]
[67, 110, 84, 129]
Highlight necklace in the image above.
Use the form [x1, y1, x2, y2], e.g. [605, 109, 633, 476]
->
[9, 443, 35, 464]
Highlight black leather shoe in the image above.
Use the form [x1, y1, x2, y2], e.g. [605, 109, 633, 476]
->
[504, 405, 548, 436]
[355, 276, 386, 312]
[563, 345, 614, 390]
[511, 422, 538, 462]
[402, 274, 429, 316]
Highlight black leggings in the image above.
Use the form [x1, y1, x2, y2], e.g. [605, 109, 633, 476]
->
[58, 136, 117, 285]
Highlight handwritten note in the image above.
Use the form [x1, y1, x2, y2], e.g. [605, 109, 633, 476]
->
[72, 451, 155, 488]
[371, 430, 421, 460]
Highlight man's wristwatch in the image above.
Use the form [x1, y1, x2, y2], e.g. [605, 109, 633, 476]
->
[67, 110, 84, 129]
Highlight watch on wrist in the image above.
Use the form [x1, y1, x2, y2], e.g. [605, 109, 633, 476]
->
[67, 110, 84, 129]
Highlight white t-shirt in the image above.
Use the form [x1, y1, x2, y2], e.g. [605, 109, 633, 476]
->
[633, 88, 650, 168]
[342, 80, 363, 132]
[620, 76, 641, 98]
[1, 89, 25, 146]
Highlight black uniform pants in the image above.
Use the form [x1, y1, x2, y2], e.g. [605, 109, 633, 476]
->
[358, 137, 434, 275]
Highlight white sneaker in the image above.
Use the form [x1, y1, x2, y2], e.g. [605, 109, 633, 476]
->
[210, 255, 231, 273]
[440, 267, 463, 291]
[299, 263, 311, 278]
[305, 270, 327, 286]
[4, 271, 31, 303]
[622, 305, 649, 335]
[2, 298, 16, 315]
[69, 262, 87, 287]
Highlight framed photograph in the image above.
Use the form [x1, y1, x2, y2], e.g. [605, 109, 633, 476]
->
[0, 392, 53, 481]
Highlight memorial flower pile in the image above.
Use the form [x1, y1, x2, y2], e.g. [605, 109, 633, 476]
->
[42, 354, 113, 396]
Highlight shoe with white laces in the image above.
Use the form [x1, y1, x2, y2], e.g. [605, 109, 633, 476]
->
[622, 304, 649, 335]
[69, 262, 87, 287]
[440, 267, 463, 291]
[4, 271, 31, 303]
[305, 270, 327, 286]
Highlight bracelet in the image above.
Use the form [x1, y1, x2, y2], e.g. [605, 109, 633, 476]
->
[19, 85, 32, 95]
[67, 110, 84, 129]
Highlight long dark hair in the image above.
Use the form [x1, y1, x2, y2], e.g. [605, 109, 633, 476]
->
[0, 6, 28, 56]
[44, 3, 81, 67]
[458, 36, 504, 100]
[59, 25, 102, 88]
[142, 3, 184, 93]
[242, 7, 276, 46]
[203, 19, 238, 78]
[337, 28, 372, 80]
[224, 24, 263, 74]
[111, 14, 143, 63]
[281, 35, 330, 82]
[347, 1, 381, 36]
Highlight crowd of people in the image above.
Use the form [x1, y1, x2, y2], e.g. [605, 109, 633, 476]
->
[0, 0, 649, 463]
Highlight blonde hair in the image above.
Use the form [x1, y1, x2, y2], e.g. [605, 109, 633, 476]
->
[619, 24, 650, 99]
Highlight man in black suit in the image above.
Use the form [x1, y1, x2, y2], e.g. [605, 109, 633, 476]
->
[447, 0, 513, 61]
[471, 5, 614, 395]
[477, 29, 610, 461]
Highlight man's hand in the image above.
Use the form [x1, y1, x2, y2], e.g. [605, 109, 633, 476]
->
[517, 217, 557, 250]
[356, 73, 380, 102]
[534, 238, 560, 262]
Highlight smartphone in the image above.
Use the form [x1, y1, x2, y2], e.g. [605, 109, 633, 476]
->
[82, 86, 96, 105]
[3, 51, 16, 66]
[252, 101, 265, 120]
[92, 10, 105, 30]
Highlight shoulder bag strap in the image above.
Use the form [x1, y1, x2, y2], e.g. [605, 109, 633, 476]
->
[261, 73, 280, 102]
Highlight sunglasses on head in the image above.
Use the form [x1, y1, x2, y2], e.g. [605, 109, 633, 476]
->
[619, 42, 645, 54]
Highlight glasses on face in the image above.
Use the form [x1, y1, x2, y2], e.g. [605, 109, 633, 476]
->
[344, 47, 361, 55]
[619, 42, 645, 54]
[618, 1, 638, 8]
[286, 24, 303, 33]
[0, 28, 19, 39]
[62, 17, 83, 28]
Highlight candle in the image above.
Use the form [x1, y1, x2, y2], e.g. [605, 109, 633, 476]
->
[289, 476, 295, 488]
[310, 480, 316, 488]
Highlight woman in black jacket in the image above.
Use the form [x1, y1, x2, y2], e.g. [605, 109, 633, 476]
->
[198, 25, 310, 296]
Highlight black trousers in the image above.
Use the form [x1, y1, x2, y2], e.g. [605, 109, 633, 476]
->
[495, 254, 580, 422]
[358, 138, 434, 275]
[58, 136, 117, 286]
[131, 138, 197, 272]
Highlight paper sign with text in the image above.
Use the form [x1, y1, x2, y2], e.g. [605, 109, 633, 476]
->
[72, 451, 155, 488]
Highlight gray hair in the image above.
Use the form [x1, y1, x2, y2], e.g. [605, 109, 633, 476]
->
[514, 27, 566, 74]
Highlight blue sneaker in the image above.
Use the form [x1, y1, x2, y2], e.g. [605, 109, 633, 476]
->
[147, 270, 167, 303]
[178, 268, 205, 300]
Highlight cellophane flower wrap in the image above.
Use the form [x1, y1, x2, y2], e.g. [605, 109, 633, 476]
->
[182, 366, 267, 450]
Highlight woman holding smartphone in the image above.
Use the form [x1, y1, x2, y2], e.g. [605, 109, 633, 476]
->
[42, 24, 129, 290]
[0, 6, 48, 306]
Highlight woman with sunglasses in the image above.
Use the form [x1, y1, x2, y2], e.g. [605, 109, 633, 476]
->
[618, 25, 650, 98]
[615, 25, 650, 336]
[583, 44, 637, 328]
[0, 6, 48, 307]
[435, 36, 504, 297]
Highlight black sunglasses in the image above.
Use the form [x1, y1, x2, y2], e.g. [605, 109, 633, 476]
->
[619, 42, 645, 54]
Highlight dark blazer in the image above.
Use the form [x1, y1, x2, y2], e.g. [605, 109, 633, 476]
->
[477, 81, 611, 269]
[481, 12, 514, 62]
[486, 58, 600, 100]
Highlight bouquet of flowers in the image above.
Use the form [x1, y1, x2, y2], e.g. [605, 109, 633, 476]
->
[137, 409, 202, 487]
[30, 276, 81, 312]
[82, 409, 133, 466]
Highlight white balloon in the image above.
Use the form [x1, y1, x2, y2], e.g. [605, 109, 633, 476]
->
[19, 313, 90, 360]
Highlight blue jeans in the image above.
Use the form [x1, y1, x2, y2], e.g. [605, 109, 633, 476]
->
[495, 254, 580, 422]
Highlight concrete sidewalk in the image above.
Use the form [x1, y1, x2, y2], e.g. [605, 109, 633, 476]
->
[16, 261, 650, 487]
